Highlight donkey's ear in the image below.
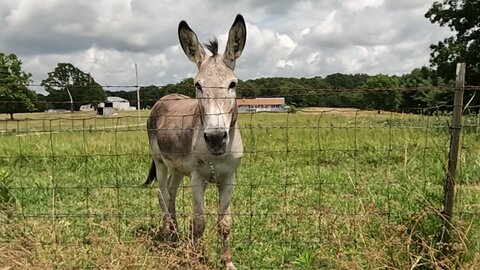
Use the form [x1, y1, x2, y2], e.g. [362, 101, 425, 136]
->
[178, 20, 206, 67]
[224, 14, 247, 70]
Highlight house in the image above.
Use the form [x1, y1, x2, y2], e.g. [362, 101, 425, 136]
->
[237, 97, 286, 113]
[98, 96, 136, 111]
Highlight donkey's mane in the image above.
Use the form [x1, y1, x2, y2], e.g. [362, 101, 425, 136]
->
[204, 38, 218, 56]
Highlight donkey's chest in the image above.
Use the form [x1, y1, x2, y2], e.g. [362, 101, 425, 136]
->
[194, 156, 241, 181]
[160, 152, 240, 180]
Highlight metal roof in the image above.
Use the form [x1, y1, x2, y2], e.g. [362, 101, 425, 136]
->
[236, 97, 285, 106]
[107, 96, 128, 102]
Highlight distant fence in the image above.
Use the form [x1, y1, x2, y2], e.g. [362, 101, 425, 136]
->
[0, 67, 480, 268]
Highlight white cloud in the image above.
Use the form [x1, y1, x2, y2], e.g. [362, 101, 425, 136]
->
[0, 0, 452, 91]
[343, 0, 384, 11]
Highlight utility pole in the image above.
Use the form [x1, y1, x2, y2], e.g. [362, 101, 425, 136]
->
[66, 87, 74, 113]
[135, 63, 140, 122]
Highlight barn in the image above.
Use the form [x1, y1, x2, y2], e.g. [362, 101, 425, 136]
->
[98, 96, 136, 111]
[237, 97, 286, 113]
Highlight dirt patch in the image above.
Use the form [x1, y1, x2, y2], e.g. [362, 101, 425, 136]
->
[299, 107, 387, 115]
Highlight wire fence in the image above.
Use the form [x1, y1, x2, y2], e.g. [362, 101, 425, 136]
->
[1, 84, 480, 269]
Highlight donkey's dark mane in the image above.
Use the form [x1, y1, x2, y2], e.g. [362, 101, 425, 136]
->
[204, 37, 218, 56]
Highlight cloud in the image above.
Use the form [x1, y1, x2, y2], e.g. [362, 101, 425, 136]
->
[0, 0, 452, 91]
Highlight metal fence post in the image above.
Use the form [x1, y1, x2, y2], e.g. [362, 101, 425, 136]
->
[440, 63, 466, 253]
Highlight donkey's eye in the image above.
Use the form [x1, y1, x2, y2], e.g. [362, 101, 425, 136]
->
[228, 82, 237, 89]
[195, 82, 202, 91]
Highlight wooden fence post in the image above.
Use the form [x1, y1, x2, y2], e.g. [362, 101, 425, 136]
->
[440, 63, 466, 253]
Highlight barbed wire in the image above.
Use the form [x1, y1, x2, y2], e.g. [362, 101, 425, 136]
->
[2, 82, 480, 90]
[0, 85, 479, 109]
[3, 83, 480, 96]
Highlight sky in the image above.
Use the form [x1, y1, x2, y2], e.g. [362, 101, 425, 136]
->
[0, 0, 451, 93]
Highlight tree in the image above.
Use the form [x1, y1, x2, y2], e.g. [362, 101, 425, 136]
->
[41, 63, 106, 111]
[162, 78, 195, 97]
[324, 73, 369, 89]
[237, 80, 259, 98]
[425, 0, 480, 84]
[399, 67, 454, 111]
[139, 85, 166, 108]
[362, 74, 402, 111]
[36, 93, 48, 112]
[0, 53, 37, 120]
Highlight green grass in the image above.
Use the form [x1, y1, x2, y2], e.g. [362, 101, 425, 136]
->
[1, 110, 480, 269]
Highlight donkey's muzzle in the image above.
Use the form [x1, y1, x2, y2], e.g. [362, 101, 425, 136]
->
[204, 131, 227, 155]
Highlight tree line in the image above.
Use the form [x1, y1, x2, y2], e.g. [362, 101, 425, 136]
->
[1, 0, 479, 119]
[106, 67, 466, 113]
[0, 57, 475, 120]
[0, 58, 106, 119]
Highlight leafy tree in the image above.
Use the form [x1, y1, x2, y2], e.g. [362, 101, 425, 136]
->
[362, 74, 402, 111]
[41, 63, 106, 111]
[321, 73, 370, 108]
[0, 53, 37, 120]
[121, 85, 168, 109]
[162, 78, 195, 97]
[141, 85, 167, 108]
[299, 76, 324, 89]
[399, 67, 454, 111]
[278, 78, 310, 107]
[324, 73, 369, 89]
[36, 93, 48, 112]
[237, 80, 259, 98]
[425, 0, 480, 84]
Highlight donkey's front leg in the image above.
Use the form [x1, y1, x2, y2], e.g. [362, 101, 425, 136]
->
[217, 172, 237, 270]
[190, 171, 207, 240]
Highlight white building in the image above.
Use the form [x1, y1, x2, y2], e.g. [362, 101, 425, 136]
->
[98, 96, 136, 111]
[79, 104, 94, 112]
[237, 97, 286, 113]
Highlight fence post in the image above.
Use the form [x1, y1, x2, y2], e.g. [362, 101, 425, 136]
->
[440, 63, 465, 253]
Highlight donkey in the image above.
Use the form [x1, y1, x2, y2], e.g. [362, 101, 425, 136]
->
[144, 15, 246, 270]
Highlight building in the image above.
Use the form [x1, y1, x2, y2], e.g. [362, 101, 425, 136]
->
[97, 101, 114, 116]
[237, 97, 286, 113]
[98, 96, 136, 111]
[79, 104, 94, 112]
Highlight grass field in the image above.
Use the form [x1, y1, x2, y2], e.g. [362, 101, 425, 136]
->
[1, 109, 480, 269]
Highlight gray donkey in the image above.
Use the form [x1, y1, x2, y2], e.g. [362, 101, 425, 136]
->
[144, 14, 246, 270]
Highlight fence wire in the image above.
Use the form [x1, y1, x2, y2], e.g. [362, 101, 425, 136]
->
[0, 87, 480, 269]
[1, 85, 480, 105]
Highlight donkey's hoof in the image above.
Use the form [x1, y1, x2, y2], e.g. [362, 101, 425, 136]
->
[225, 262, 237, 270]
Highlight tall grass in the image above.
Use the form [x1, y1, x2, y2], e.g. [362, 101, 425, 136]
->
[1, 110, 479, 269]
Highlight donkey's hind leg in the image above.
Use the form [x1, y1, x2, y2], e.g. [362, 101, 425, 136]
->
[167, 170, 183, 233]
[153, 159, 174, 240]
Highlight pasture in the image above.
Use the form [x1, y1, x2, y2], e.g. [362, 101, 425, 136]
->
[1, 109, 480, 269]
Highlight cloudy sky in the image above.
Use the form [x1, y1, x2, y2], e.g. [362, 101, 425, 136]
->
[0, 0, 451, 93]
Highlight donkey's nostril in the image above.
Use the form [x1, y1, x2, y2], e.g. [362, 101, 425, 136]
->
[204, 132, 223, 145]
[204, 131, 227, 153]
[203, 133, 212, 143]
